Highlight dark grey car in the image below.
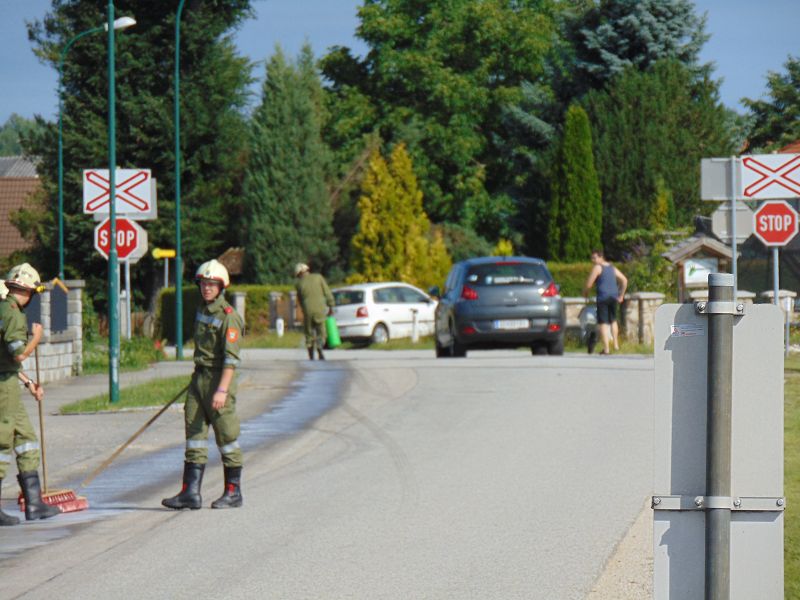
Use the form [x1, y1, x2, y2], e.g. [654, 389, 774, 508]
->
[431, 256, 565, 357]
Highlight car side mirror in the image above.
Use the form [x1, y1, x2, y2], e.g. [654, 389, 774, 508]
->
[428, 286, 440, 299]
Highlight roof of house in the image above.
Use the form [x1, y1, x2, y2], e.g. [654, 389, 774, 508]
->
[0, 178, 38, 256]
[662, 233, 733, 263]
[779, 140, 800, 154]
[0, 156, 38, 178]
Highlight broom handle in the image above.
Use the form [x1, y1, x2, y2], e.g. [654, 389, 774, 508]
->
[35, 346, 46, 493]
[81, 384, 189, 488]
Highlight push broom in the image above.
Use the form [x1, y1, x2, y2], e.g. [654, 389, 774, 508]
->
[18, 347, 88, 514]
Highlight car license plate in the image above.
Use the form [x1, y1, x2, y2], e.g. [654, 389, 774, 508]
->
[493, 319, 529, 330]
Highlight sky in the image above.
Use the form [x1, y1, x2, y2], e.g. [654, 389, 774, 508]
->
[0, 0, 797, 126]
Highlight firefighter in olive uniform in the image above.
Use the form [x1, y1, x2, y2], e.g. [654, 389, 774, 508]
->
[0, 264, 60, 526]
[162, 259, 245, 510]
[294, 262, 334, 360]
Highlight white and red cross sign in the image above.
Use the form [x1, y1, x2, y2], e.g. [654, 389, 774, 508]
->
[740, 154, 800, 200]
[753, 200, 799, 247]
[83, 169, 156, 219]
[94, 217, 149, 262]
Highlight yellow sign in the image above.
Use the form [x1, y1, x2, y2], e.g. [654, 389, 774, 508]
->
[152, 248, 176, 260]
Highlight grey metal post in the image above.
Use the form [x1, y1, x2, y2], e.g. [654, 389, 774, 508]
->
[730, 157, 738, 296]
[705, 273, 733, 599]
[772, 247, 779, 306]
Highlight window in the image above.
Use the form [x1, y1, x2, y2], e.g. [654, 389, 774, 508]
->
[373, 288, 401, 304]
[398, 286, 428, 303]
[334, 290, 365, 305]
[466, 262, 549, 286]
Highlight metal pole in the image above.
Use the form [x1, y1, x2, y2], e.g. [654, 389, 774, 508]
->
[125, 259, 132, 340]
[730, 156, 738, 296]
[785, 295, 791, 357]
[164, 257, 169, 289]
[175, 0, 187, 360]
[773, 247, 779, 306]
[107, 1, 120, 403]
[705, 272, 733, 600]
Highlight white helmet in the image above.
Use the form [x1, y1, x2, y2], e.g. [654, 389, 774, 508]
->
[0, 280, 7, 300]
[195, 259, 230, 288]
[294, 262, 310, 277]
[6, 263, 42, 293]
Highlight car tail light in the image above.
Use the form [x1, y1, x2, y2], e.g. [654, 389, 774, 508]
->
[541, 282, 559, 297]
[548, 323, 561, 332]
[461, 285, 478, 300]
[462, 326, 477, 335]
[356, 306, 368, 318]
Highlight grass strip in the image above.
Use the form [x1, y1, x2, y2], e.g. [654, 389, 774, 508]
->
[786, 368, 800, 594]
[60, 375, 188, 414]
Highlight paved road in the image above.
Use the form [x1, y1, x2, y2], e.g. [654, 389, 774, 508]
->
[1, 350, 654, 599]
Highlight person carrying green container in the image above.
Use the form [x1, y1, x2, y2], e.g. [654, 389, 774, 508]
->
[294, 262, 335, 360]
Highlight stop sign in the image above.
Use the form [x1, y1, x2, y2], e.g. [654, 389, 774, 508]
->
[753, 200, 799, 246]
[94, 217, 148, 260]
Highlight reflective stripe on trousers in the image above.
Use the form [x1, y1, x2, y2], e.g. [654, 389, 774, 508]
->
[15, 441, 39, 455]
[219, 440, 240, 455]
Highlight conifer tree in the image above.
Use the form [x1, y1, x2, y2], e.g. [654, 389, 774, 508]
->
[350, 144, 450, 289]
[548, 104, 601, 261]
[243, 45, 337, 283]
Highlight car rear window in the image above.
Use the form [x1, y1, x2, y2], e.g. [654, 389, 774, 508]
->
[334, 290, 365, 305]
[466, 262, 549, 286]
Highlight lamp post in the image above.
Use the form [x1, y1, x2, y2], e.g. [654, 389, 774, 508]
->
[57, 17, 136, 280]
[106, 3, 137, 403]
[175, 0, 187, 360]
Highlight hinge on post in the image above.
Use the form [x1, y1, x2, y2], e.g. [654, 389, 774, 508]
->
[652, 495, 785, 511]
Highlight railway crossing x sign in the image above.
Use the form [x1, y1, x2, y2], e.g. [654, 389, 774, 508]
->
[82, 168, 157, 220]
[740, 154, 800, 200]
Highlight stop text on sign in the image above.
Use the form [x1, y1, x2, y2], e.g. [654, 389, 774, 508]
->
[752, 200, 800, 247]
[94, 217, 148, 261]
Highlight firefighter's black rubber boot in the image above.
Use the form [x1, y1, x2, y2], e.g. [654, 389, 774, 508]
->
[0, 479, 20, 526]
[211, 466, 242, 509]
[162, 462, 205, 510]
[18, 471, 60, 521]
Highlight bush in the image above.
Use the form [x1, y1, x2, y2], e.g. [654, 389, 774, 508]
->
[547, 262, 593, 296]
[155, 283, 295, 344]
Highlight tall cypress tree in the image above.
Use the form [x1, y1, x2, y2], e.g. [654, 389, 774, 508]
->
[21, 0, 252, 308]
[548, 104, 601, 261]
[243, 45, 337, 283]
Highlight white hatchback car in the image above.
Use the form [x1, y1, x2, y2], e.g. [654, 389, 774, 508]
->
[332, 282, 437, 344]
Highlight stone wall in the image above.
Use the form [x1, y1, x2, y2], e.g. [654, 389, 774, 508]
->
[20, 280, 84, 384]
[563, 293, 666, 345]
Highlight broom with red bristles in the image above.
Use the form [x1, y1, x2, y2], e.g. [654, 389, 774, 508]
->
[18, 347, 88, 514]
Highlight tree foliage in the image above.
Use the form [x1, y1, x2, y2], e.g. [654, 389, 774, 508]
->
[0, 114, 44, 155]
[547, 104, 601, 261]
[583, 60, 734, 250]
[321, 0, 559, 227]
[243, 45, 337, 284]
[350, 144, 451, 289]
[21, 0, 252, 308]
[743, 55, 800, 152]
[567, 0, 709, 94]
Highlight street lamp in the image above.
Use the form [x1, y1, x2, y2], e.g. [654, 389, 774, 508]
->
[57, 16, 136, 280]
[106, 3, 137, 403]
[175, 0, 187, 360]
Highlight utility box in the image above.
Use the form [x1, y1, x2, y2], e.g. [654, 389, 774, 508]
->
[653, 303, 784, 599]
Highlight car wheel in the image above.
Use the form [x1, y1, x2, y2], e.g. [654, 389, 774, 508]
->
[547, 334, 565, 356]
[371, 323, 389, 344]
[435, 338, 447, 358]
[531, 343, 548, 356]
[587, 331, 598, 354]
[449, 323, 467, 358]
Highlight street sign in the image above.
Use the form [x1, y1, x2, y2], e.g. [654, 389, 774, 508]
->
[741, 154, 800, 200]
[83, 169, 157, 219]
[711, 204, 754, 244]
[94, 217, 148, 262]
[152, 248, 176, 259]
[753, 200, 799, 246]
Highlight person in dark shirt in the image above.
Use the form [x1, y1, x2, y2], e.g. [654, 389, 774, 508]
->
[582, 250, 628, 355]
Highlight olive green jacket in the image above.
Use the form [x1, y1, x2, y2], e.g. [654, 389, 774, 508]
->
[0, 296, 27, 373]
[193, 294, 243, 370]
[295, 273, 335, 320]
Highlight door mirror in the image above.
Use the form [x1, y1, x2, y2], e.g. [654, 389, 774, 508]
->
[428, 286, 440, 299]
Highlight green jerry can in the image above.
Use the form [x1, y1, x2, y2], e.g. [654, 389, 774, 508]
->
[326, 315, 342, 348]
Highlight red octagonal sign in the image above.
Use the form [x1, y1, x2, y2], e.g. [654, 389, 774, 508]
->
[94, 217, 147, 260]
[753, 200, 799, 247]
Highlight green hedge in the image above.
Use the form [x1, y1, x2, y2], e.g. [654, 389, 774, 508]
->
[155, 283, 295, 343]
[547, 262, 593, 296]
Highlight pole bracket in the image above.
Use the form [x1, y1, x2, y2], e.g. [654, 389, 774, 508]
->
[694, 301, 746, 316]
[652, 494, 785, 512]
